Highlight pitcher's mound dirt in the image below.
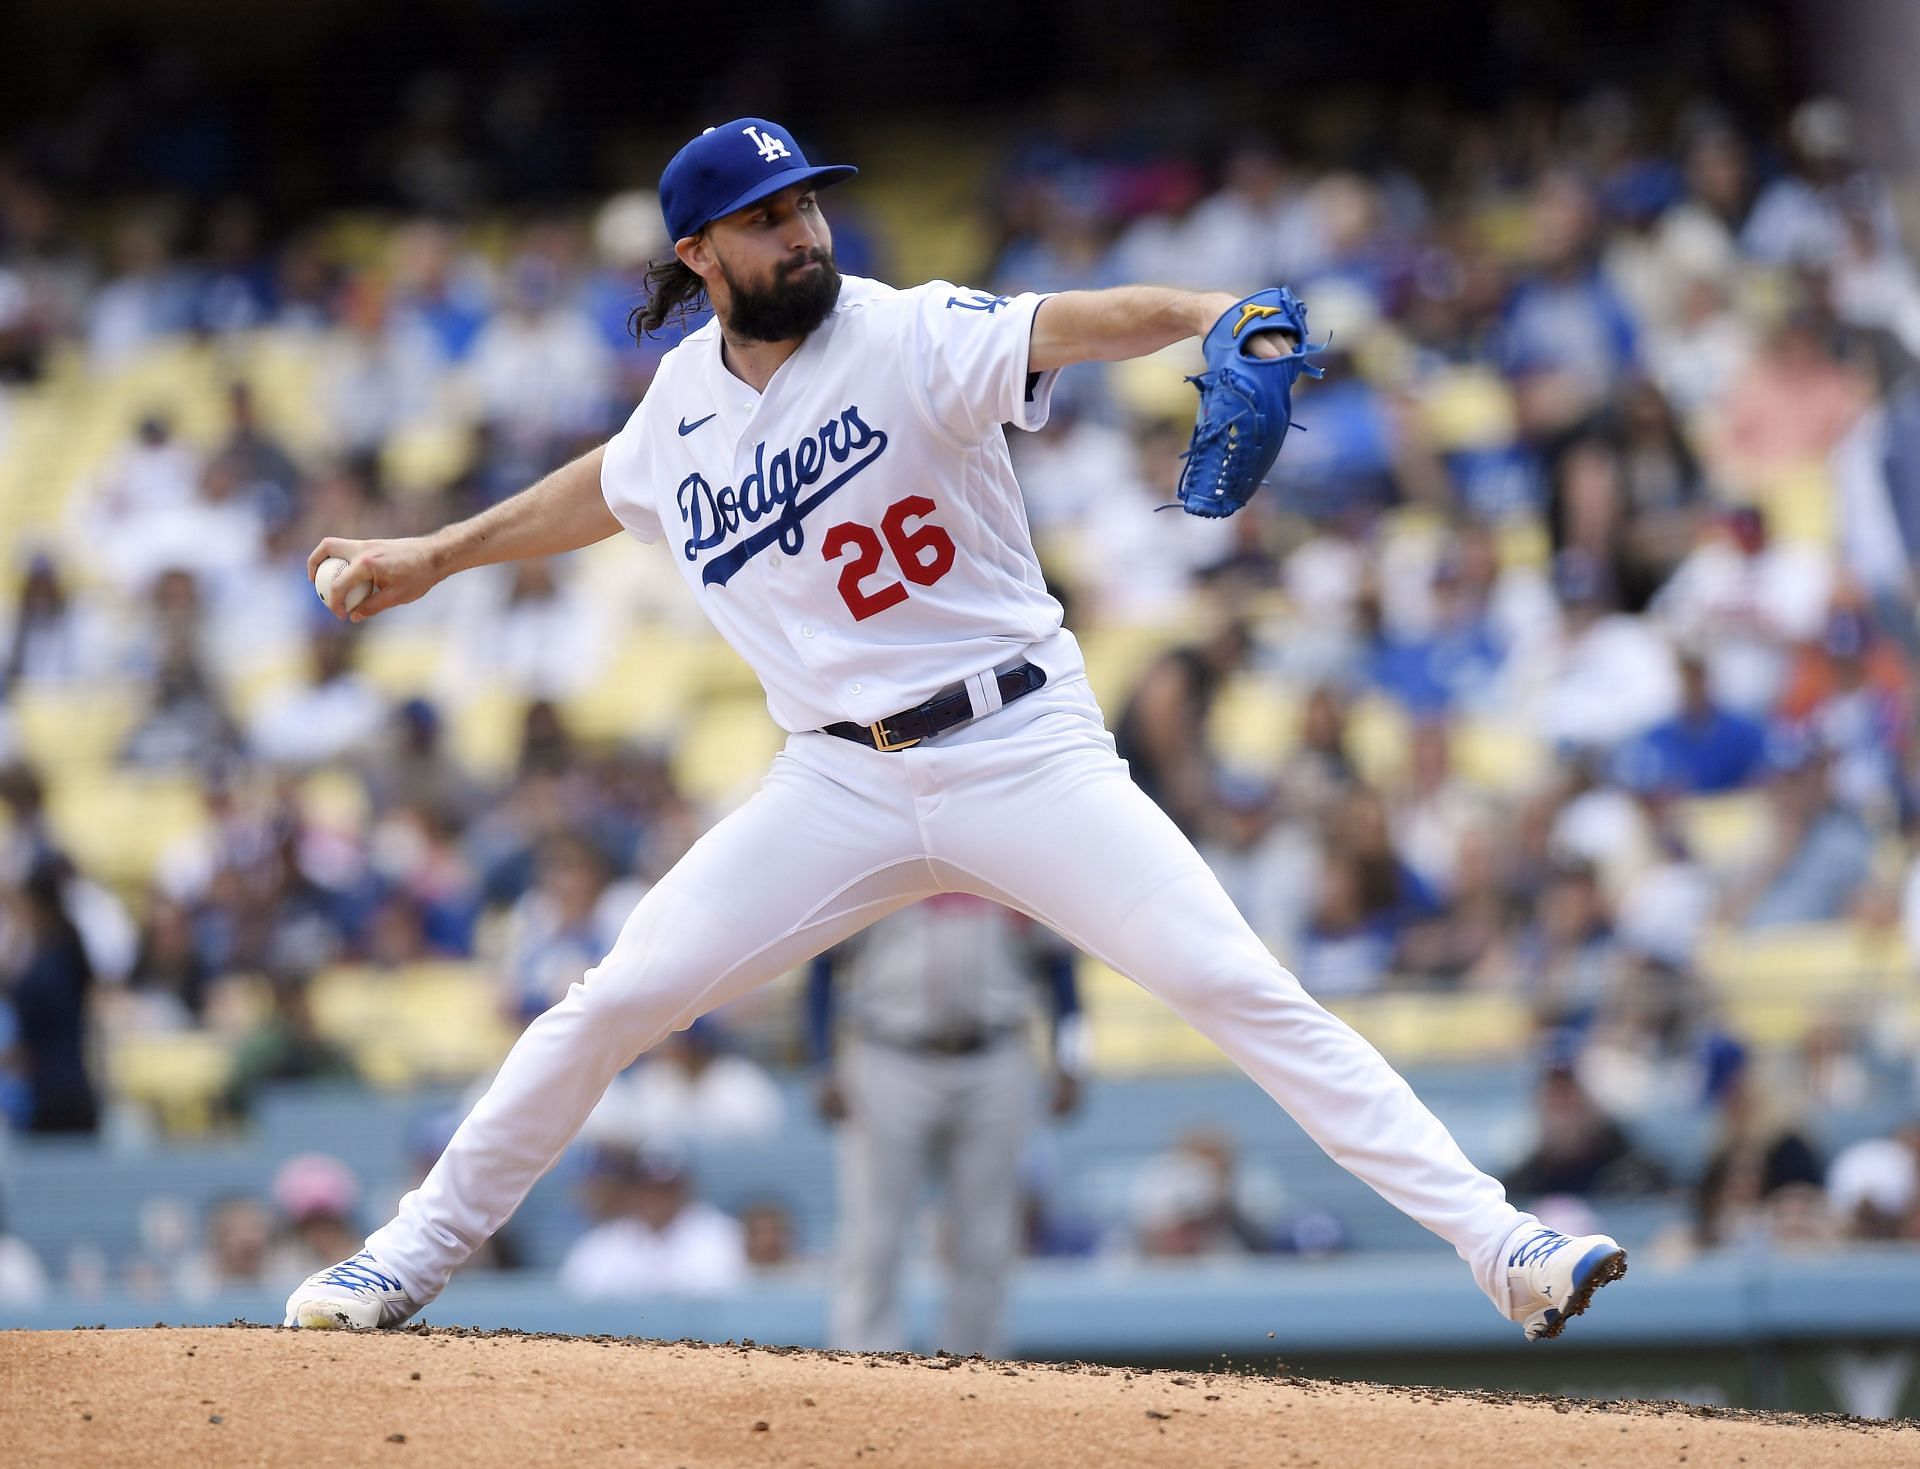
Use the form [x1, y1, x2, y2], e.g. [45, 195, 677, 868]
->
[3, 1325, 1913, 1467]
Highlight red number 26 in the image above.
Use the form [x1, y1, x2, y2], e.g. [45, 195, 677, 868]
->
[822, 494, 957, 621]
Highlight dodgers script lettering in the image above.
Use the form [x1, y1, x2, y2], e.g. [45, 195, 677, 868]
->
[677, 407, 890, 588]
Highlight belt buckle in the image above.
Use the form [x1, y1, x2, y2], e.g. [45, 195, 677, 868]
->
[869, 718, 921, 752]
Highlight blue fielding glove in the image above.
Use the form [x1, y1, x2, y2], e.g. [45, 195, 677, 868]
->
[1174, 287, 1324, 518]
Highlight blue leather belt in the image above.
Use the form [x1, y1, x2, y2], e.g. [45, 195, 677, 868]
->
[822, 662, 1047, 751]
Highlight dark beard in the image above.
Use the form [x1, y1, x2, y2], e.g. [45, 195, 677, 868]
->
[719, 248, 841, 342]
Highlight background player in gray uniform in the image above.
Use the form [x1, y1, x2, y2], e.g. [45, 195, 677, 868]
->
[806, 894, 1084, 1356]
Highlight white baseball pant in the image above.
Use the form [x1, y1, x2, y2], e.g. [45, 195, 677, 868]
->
[367, 673, 1529, 1315]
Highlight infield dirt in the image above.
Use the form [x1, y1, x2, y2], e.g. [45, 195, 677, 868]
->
[3, 1325, 1913, 1467]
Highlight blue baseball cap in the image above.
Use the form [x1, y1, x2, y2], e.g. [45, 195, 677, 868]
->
[659, 117, 858, 242]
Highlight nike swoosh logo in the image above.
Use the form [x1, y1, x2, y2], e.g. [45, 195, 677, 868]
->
[678, 413, 717, 436]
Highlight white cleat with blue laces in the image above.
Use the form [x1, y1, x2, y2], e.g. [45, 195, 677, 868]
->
[1503, 1225, 1627, 1342]
[283, 1249, 422, 1330]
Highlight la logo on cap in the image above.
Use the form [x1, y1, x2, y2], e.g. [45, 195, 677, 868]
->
[744, 125, 791, 162]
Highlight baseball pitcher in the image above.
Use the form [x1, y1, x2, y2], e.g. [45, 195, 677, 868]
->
[287, 118, 1625, 1344]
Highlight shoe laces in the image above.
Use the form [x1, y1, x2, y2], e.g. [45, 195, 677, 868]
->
[1508, 1228, 1572, 1270]
[315, 1251, 404, 1295]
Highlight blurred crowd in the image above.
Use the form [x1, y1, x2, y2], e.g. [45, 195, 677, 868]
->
[2, 34, 1920, 1301]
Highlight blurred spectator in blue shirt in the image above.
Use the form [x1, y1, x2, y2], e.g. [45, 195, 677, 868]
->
[1504, 174, 1639, 437]
[387, 219, 492, 364]
[191, 199, 276, 336]
[1297, 855, 1399, 995]
[1271, 336, 1397, 520]
[1619, 650, 1768, 795]
[1366, 552, 1506, 715]
[993, 185, 1121, 297]
[1297, 789, 1440, 993]
[499, 831, 640, 1022]
[582, 191, 702, 389]
[1731, 736, 1875, 929]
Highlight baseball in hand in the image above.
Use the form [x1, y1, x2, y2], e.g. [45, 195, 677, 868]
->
[314, 556, 370, 614]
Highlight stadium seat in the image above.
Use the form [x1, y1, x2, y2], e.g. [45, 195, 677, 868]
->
[1449, 717, 1550, 794]
[45, 771, 208, 891]
[1698, 922, 1908, 996]
[1699, 922, 1911, 1046]
[562, 628, 700, 743]
[1674, 793, 1772, 875]
[355, 632, 446, 699]
[1323, 992, 1534, 1065]
[1076, 621, 1192, 710]
[10, 684, 142, 772]
[1415, 364, 1518, 453]
[106, 1031, 236, 1135]
[1346, 694, 1412, 787]
[671, 696, 785, 807]
[1074, 959, 1535, 1073]
[1207, 673, 1301, 774]
[448, 687, 531, 780]
[308, 962, 515, 1087]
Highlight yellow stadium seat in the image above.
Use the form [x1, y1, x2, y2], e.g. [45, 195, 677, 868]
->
[684, 641, 765, 701]
[107, 1031, 235, 1134]
[564, 629, 700, 744]
[356, 633, 444, 699]
[222, 329, 329, 455]
[1416, 365, 1518, 453]
[1674, 792, 1772, 874]
[1697, 922, 1909, 998]
[1078, 959, 1231, 1073]
[1346, 693, 1412, 787]
[380, 422, 474, 498]
[10, 684, 143, 772]
[100, 342, 226, 444]
[1750, 463, 1834, 548]
[1076, 622, 1189, 710]
[1079, 956, 1537, 1074]
[229, 654, 306, 721]
[447, 687, 528, 780]
[1495, 517, 1551, 571]
[1450, 716, 1550, 794]
[299, 767, 371, 833]
[672, 696, 784, 807]
[309, 961, 514, 1087]
[45, 771, 208, 891]
[1207, 673, 1301, 774]
[1325, 991, 1533, 1064]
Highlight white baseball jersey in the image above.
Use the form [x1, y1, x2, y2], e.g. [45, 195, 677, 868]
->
[600, 275, 1082, 731]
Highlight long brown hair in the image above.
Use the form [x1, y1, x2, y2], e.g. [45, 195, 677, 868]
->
[630, 255, 708, 339]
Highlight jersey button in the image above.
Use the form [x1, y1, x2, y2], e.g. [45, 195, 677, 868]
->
[802, 625, 815, 638]
[850, 682, 862, 695]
